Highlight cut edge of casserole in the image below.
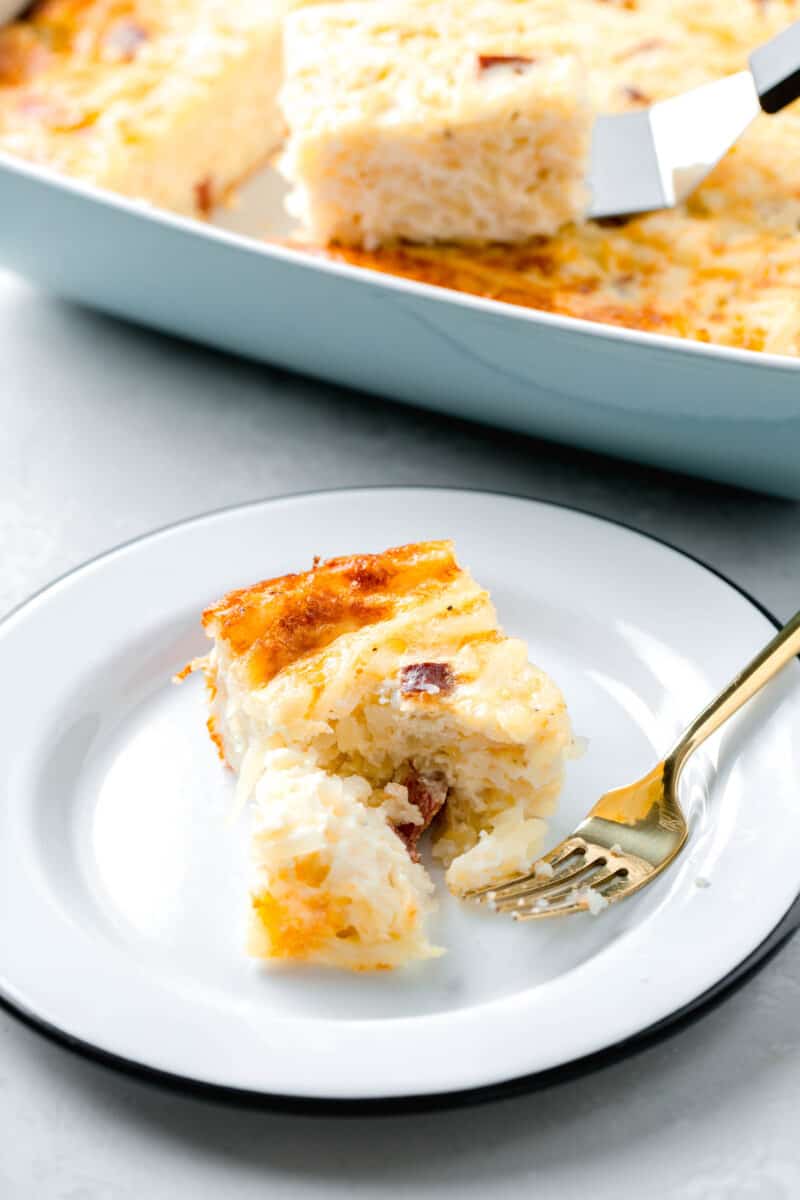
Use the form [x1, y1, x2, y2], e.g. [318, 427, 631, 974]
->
[279, 0, 592, 247]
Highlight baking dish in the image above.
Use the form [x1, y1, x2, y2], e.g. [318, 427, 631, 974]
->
[2, 152, 799, 496]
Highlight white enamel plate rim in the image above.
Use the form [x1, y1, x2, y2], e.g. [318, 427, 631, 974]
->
[1, 487, 798, 1107]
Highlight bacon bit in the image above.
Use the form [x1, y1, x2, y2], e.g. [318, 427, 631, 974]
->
[477, 54, 535, 74]
[617, 37, 665, 61]
[593, 214, 635, 228]
[311, 555, 321, 569]
[399, 662, 455, 697]
[622, 84, 650, 105]
[103, 20, 149, 62]
[394, 770, 449, 862]
[194, 176, 214, 217]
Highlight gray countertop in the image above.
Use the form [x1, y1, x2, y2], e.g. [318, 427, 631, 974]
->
[2, 267, 799, 1200]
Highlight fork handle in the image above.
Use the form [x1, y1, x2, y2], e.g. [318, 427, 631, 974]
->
[750, 21, 800, 114]
[670, 608, 800, 771]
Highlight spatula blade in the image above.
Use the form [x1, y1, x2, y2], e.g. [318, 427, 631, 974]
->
[587, 70, 761, 220]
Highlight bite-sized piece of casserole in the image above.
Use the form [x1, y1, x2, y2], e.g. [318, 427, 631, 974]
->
[186, 540, 575, 970]
[279, 0, 592, 247]
[0, 0, 306, 217]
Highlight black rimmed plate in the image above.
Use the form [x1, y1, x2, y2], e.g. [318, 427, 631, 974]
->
[1, 488, 798, 1111]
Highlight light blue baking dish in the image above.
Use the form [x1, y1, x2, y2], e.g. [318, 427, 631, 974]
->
[1, 150, 799, 496]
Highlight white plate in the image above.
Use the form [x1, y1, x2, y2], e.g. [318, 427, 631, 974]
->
[1, 488, 799, 1109]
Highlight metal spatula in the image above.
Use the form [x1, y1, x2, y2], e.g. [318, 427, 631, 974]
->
[588, 20, 800, 219]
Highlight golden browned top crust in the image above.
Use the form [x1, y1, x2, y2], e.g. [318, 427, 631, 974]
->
[203, 540, 462, 687]
[311, 179, 799, 353]
[318, 239, 671, 336]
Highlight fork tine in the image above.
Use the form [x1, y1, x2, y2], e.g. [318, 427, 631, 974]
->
[513, 894, 593, 921]
[491, 859, 609, 912]
[489, 857, 609, 910]
[463, 735, 693, 918]
[463, 837, 588, 901]
[512, 867, 630, 921]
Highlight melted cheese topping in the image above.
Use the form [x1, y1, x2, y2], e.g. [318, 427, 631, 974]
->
[202, 540, 463, 688]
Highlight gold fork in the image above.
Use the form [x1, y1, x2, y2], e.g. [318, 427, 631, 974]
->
[465, 608, 800, 920]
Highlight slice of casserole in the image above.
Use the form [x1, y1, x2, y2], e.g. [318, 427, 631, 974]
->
[279, 0, 592, 247]
[0, 0, 303, 217]
[186, 540, 574, 970]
